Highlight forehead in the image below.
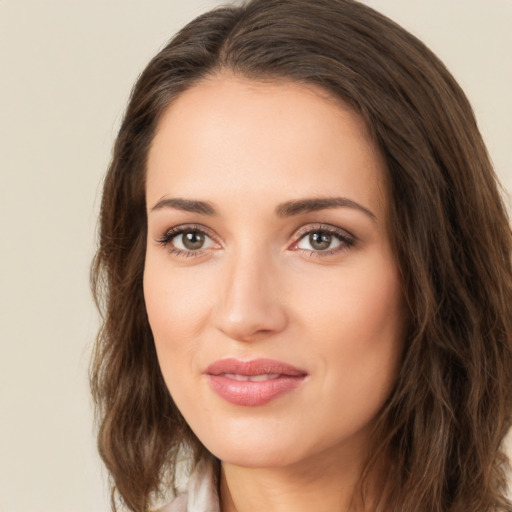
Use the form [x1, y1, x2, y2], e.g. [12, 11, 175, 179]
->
[146, 75, 388, 219]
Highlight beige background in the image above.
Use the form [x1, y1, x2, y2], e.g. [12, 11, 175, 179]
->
[0, 1, 510, 511]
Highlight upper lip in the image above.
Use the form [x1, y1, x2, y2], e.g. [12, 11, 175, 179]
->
[205, 358, 308, 377]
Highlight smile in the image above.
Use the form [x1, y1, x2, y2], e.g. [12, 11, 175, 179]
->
[222, 373, 281, 381]
[205, 358, 308, 406]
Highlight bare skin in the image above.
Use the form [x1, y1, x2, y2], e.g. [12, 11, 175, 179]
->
[144, 74, 405, 511]
[220, 441, 368, 512]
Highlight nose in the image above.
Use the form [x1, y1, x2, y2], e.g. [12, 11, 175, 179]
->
[213, 250, 288, 342]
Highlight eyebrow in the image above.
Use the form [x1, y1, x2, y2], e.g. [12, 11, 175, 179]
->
[275, 197, 376, 220]
[151, 198, 216, 215]
[150, 196, 376, 221]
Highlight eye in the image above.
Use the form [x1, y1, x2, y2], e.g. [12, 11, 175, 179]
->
[292, 224, 355, 256]
[297, 231, 341, 251]
[173, 230, 214, 251]
[157, 225, 218, 257]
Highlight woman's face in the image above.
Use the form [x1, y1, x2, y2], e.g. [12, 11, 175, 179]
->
[144, 75, 405, 469]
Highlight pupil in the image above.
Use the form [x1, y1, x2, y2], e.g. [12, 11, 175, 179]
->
[310, 232, 331, 250]
[183, 231, 204, 250]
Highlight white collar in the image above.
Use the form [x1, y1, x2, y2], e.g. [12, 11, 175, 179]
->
[157, 457, 220, 512]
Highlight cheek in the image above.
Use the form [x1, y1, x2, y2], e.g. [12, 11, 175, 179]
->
[292, 255, 403, 346]
[292, 254, 404, 407]
[142, 257, 217, 405]
[143, 272, 205, 432]
[143, 258, 214, 346]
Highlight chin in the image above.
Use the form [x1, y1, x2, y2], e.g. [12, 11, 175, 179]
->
[193, 422, 305, 468]
[210, 441, 302, 468]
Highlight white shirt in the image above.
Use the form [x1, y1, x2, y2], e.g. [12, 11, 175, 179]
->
[157, 458, 220, 512]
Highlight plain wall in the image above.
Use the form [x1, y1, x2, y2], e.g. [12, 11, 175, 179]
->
[0, 1, 510, 511]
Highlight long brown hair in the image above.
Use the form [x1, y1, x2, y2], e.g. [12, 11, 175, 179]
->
[90, 1, 512, 510]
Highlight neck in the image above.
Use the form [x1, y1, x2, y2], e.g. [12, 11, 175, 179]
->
[219, 445, 378, 512]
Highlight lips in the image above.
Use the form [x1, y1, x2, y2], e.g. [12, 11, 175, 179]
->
[204, 358, 307, 406]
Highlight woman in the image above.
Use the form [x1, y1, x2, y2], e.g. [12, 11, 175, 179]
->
[90, 1, 512, 511]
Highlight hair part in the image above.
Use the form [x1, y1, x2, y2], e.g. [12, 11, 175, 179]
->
[91, 1, 512, 510]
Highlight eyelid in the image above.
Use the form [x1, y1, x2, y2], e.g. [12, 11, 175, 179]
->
[155, 222, 356, 259]
[292, 223, 355, 241]
[289, 223, 357, 254]
[156, 223, 222, 252]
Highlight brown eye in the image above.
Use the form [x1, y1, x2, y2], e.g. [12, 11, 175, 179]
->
[165, 229, 216, 253]
[298, 231, 341, 252]
[181, 231, 205, 250]
[294, 226, 353, 255]
[158, 224, 219, 257]
[309, 232, 332, 251]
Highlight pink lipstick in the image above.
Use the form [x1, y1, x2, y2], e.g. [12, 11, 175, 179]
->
[205, 358, 307, 406]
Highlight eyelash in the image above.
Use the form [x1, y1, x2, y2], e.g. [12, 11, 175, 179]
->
[292, 223, 356, 258]
[156, 223, 356, 260]
[156, 224, 217, 259]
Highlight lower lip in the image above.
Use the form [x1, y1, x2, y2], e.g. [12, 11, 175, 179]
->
[206, 375, 305, 406]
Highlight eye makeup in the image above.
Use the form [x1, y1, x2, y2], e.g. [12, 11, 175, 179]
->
[155, 221, 357, 260]
[156, 223, 220, 259]
[290, 223, 356, 258]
